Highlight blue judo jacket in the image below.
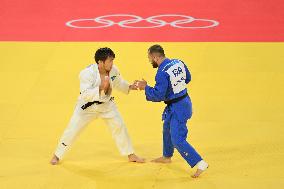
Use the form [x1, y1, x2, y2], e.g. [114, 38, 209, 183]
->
[145, 58, 193, 122]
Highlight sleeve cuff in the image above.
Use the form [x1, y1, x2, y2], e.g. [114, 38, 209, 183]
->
[145, 85, 151, 100]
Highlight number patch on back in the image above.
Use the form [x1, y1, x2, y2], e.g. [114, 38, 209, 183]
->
[166, 61, 186, 94]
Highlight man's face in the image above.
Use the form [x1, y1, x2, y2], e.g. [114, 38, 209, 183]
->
[103, 56, 114, 72]
[148, 53, 158, 68]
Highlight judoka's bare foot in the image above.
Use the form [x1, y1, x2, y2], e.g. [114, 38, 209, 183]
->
[50, 155, 59, 165]
[151, 156, 171, 163]
[191, 160, 208, 178]
[128, 154, 145, 163]
[191, 169, 204, 178]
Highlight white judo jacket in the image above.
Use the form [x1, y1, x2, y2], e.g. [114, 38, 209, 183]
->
[54, 64, 134, 159]
[78, 64, 130, 105]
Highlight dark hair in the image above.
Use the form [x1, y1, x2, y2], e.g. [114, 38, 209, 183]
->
[94, 47, 115, 63]
[148, 44, 165, 57]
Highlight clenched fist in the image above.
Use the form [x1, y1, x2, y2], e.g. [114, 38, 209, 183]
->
[134, 79, 147, 90]
[100, 75, 110, 94]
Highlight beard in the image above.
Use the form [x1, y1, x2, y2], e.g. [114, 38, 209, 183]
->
[151, 61, 158, 68]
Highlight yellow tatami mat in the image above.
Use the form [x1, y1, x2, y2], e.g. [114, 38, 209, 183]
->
[0, 42, 284, 188]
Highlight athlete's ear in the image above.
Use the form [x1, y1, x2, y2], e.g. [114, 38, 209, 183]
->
[98, 60, 103, 64]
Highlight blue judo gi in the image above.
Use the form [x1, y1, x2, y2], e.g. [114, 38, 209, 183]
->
[145, 58, 203, 168]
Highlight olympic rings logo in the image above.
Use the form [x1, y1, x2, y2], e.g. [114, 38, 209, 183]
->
[66, 14, 219, 29]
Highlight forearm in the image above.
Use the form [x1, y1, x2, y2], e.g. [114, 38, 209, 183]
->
[145, 85, 165, 102]
[81, 87, 100, 102]
[114, 78, 130, 94]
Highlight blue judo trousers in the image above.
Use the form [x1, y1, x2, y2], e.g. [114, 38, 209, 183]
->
[145, 58, 202, 168]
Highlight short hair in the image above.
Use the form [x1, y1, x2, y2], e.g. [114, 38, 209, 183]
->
[148, 44, 165, 57]
[94, 47, 115, 63]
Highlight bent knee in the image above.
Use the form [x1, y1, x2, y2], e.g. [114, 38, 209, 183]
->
[171, 137, 186, 148]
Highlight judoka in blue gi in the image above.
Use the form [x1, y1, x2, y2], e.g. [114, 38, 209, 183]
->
[135, 45, 208, 178]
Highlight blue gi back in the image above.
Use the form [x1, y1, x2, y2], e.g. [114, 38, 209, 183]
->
[145, 58, 193, 122]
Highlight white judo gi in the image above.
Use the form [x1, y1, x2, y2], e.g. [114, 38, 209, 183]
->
[54, 64, 134, 159]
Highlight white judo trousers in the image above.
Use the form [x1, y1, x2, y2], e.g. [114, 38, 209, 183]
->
[54, 63, 134, 160]
[54, 100, 134, 159]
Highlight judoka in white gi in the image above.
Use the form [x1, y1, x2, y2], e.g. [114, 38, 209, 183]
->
[50, 47, 145, 165]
